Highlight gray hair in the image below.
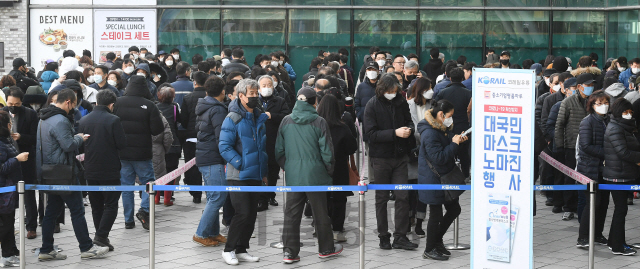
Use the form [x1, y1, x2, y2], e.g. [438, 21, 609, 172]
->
[257, 75, 274, 87]
[405, 60, 419, 70]
[236, 78, 259, 96]
[438, 53, 445, 60]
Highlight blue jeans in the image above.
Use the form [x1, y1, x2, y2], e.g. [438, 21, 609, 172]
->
[41, 190, 93, 253]
[120, 160, 155, 224]
[195, 165, 227, 238]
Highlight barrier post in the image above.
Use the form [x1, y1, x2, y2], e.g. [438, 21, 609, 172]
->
[588, 181, 596, 269]
[17, 181, 25, 269]
[444, 217, 470, 250]
[358, 187, 365, 269]
[148, 182, 156, 269]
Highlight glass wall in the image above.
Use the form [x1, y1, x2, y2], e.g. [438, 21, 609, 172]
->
[486, 11, 549, 67]
[552, 11, 605, 67]
[157, 9, 220, 63]
[221, 9, 286, 64]
[608, 10, 639, 60]
[420, 10, 483, 66]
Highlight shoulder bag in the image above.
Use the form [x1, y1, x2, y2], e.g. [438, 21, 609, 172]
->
[424, 156, 466, 202]
[39, 123, 75, 196]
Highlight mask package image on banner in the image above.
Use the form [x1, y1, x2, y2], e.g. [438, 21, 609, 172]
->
[486, 193, 511, 263]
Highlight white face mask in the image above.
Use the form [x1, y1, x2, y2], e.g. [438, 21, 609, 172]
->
[619, 67, 626, 72]
[552, 84, 561, 92]
[93, 74, 103, 84]
[87, 76, 94, 83]
[422, 89, 434, 99]
[376, 60, 386, 68]
[274, 81, 279, 87]
[173, 54, 180, 60]
[124, 66, 135, 74]
[366, 70, 378, 80]
[623, 113, 633, 120]
[260, 88, 273, 97]
[384, 93, 396, 100]
[443, 116, 453, 127]
[594, 104, 609, 115]
[545, 78, 550, 87]
[279, 60, 284, 66]
[536, 75, 542, 82]
[137, 72, 146, 78]
[158, 57, 164, 62]
[633, 67, 640, 74]
[107, 80, 117, 87]
[271, 61, 279, 67]
[132, 54, 139, 60]
[166, 61, 173, 66]
[567, 66, 572, 71]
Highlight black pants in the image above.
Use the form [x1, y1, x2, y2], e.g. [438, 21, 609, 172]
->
[456, 140, 471, 178]
[88, 180, 121, 239]
[561, 149, 578, 212]
[0, 211, 18, 258]
[408, 179, 427, 220]
[283, 191, 333, 256]
[608, 181, 629, 252]
[579, 182, 609, 239]
[224, 180, 260, 253]
[162, 152, 181, 197]
[38, 192, 64, 225]
[539, 148, 554, 199]
[426, 199, 461, 251]
[551, 151, 566, 208]
[259, 164, 280, 203]
[183, 142, 202, 198]
[371, 156, 409, 238]
[222, 195, 234, 227]
[25, 189, 38, 231]
[327, 193, 348, 232]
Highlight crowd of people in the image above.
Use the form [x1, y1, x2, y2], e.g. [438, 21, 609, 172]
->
[0, 43, 636, 266]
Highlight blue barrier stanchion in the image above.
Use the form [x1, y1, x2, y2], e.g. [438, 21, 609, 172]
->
[588, 181, 596, 269]
[358, 181, 365, 269]
[148, 182, 156, 269]
[17, 182, 25, 269]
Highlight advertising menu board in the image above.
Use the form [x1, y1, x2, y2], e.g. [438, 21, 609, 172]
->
[93, 9, 157, 64]
[471, 68, 535, 269]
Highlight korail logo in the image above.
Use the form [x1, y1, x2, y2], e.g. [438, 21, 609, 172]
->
[226, 187, 241, 191]
[632, 185, 640, 191]
[328, 186, 343, 191]
[277, 187, 291, 192]
[478, 76, 506, 85]
[394, 185, 413, 190]
[441, 185, 460, 190]
[175, 186, 190, 191]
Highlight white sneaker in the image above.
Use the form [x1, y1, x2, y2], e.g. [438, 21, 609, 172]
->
[222, 251, 239, 265]
[251, 231, 256, 238]
[220, 226, 229, 236]
[81, 245, 109, 259]
[334, 231, 347, 242]
[83, 197, 89, 206]
[0, 256, 18, 267]
[219, 208, 224, 214]
[236, 252, 260, 262]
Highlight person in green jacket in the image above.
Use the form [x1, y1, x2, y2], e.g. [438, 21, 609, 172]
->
[275, 86, 342, 264]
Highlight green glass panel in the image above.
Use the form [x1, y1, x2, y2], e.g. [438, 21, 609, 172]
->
[420, 0, 482, 6]
[354, 0, 417, 5]
[222, 0, 284, 5]
[420, 10, 483, 65]
[553, 11, 605, 66]
[608, 0, 640, 6]
[158, 0, 218, 4]
[289, 9, 351, 46]
[289, 46, 344, 90]
[552, 0, 604, 7]
[222, 9, 285, 46]
[289, 0, 350, 4]
[158, 9, 221, 61]
[607, 10, 639, 61]
[486, 0, 548, 6]
[353, 10, 417, 74]
[486, 10, 549, 64]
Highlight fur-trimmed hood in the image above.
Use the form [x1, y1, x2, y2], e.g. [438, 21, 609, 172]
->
[571, 66, 602, 77]
[418, 109, 453, 134]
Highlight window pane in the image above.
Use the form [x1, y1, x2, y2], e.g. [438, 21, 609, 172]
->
[354, 0, 417, 5]
[158, 0, 217, 4]
[486, 0, 548, 6]
[420, 0, 482, 6]
[353, 10, 417, 75]
[552, 0, 604, 7]
[158, 9, 220, 62]
[486, 11, 549, 65]
[553, 11, 605, 67]
[289, 0, 350, 4]
[609, 0, 640, 6]
[607, 10, 639, 61]
[222, 0, 284, 5]
[420, 10, 483, 67]
[289, 46, 344, 90]
[222, 8, 285, 56]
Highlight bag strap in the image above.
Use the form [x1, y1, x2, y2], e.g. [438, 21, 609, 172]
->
[424, 156, 441, 178]
[343, 69, 349, 89]
[173, 104, 177, 123]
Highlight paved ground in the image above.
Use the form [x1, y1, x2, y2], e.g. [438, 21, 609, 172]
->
[16, 170, 640, 268]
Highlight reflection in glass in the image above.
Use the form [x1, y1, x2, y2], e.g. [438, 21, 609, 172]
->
[486, 11, 549, 66]
[421, 0, 483, 6]
[485, 0, 548, 6]
[607, 10, 639, 60]
[158, 9, 220, 62]
[553, 11, 605, 67]
[222, 9, 286, 61]
[420, 10, 483, 66]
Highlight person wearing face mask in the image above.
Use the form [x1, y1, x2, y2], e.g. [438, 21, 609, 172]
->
[267, 71, 294, 109]
[255, 75, 290, 212]
[121, 59, 136, 87]
[88, 65, 119, 100]
[406, 78, 434, 238]
[618, 57, 640, 90]
[574, 91, 611, 249]
[401, 60, 424, 91]
[162, 55, 178, 83]
[602, 98, 640, 256]
[218, 79, 268, 265]
[8, 58, 39, 92]
[354, 61, 379, 123]
[128, 46, 140, 65]
[434, 68, 472, 180]
[553, 73, 594, 221]
[373, 51, 388, 74]
[363, 74, 416, 251]
[2, 87, 39, 240]
[531, 63, 543, 84]
[536, 68, 556, 99]
[132, 63, 158, 101]
[418, 100, 467, 261]
[169, 48, 181, 63]
[496, 51, 513, 69]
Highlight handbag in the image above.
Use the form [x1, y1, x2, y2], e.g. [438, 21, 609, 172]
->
[424, 157, 466, 202]
[348, 155, 360, 186]
[39, 124, 75, 196]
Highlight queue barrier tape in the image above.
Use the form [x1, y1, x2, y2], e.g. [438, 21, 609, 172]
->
[539, 151, 592, 185]
[25, 184, 146, 192]
[367, 184, 471, 191]
[154, 185, 367, 192]
[598, 184, 640, 191]
[155, 158, 196, 185]
[0, 186, 15, 194]
[534, 185, 587, 191]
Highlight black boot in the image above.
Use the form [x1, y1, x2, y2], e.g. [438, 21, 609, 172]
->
[415, 219, 425, 237]
[379, 234, 392, 250]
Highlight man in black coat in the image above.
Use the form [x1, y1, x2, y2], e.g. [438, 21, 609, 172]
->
[79, 90, 127, 250]
[256, 75, 291, 211]
[2, 87, 39, 238]
[180, 71, 208, 203]
[113, 75, 164, 230]
[222, 48, 251, 78]
[434, 67, 472, 178]
[8, 58, 39, 92]
[422, 48, 444, 88]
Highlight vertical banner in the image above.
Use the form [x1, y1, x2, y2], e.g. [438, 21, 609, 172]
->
[29, 9, 93, 73]
[471, 68, 535, 269]
[93, 9, 157, 64]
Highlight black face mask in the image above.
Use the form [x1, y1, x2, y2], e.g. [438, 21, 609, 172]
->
[7, 106, 21, 114]
[246, 97, 260, 109]
[406, 75, 417, 82]
[500, 59, 510, 66]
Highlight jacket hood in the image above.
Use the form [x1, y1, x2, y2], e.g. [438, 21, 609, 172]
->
[41, 70, 59, 82]
[605, 82, 626, 97]
[38, 105, 70, 121]
[611, 117, 637, 133]
[59, 57, 82, 75]
[428, 58, 443, 68]
[291, 100, 318, 125]
[196, 96, 227, 117]
[135, 63, 151, 75]
[571, 66, 602, 77]
[124, 75, 152, 100]
[419, 109, 453, 134]
[552, 56, 569, 73]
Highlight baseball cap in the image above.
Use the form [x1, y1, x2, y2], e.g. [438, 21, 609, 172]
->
[297, 86, 317, 103]
[576, 73, 595, 85]
[530, 63, 542, 74]
[365, 61, 379, 70]
[563, 77, 577, 88]
[500, 51, 510, 57]
[12, 58, 27, 68]
[543, 68, 557, 77]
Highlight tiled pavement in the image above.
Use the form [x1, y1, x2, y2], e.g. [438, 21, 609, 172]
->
[17, 172, 640, 268]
